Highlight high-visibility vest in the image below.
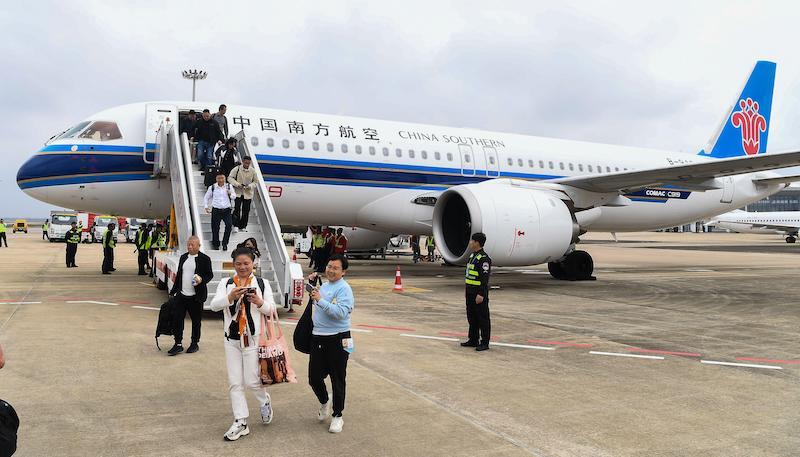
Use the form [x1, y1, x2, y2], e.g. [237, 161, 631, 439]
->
[426, 236, 435, 247]
[312, 234, 325, 249]
[43, 222, 49, 231]
[0, 223, 5, 233]
[465, 252, 485, 286]
[66, 229, 81, 244]
[102, 231, 116, 249]
[137, 230, 152, 250]
[153, 231, 167, 249]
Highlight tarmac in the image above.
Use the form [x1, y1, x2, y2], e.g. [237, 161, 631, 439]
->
[0, 230, 798, 456]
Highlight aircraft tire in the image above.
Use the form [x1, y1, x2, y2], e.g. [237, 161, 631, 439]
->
[561, 250, 596, 281]
[547, 261, 568, 280]
[786, 236, 796, 244]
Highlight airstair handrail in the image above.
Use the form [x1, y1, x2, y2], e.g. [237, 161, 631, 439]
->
[180, 132, 204, 246]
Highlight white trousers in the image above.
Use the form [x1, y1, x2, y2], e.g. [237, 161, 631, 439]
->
[224, 339, 268, 420]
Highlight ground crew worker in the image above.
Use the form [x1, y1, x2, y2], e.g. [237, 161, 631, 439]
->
[42, 220, 49, 240]
[101, 223, 116, 274]
[312, 227, 327, 273]
[426, 235, 435, 262]
[0, 220, 7, 248]
[332, 228, 348, 255]
[65, 222, 81, 267]
[460, 232, 492, 351]
[136, 225, 152, 275]
[149, 225, 167, 277]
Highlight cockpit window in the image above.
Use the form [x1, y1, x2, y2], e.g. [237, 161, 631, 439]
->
[78, 121, 122, 141]
[55, 121, 91, 140]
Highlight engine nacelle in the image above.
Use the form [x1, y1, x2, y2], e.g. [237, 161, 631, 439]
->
[432, 182, 578, 266]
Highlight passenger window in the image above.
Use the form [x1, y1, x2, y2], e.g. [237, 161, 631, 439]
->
[464, 154, 471, 163]
[298, 140, 304, 150]
[369, 146, 376, 155]
[615, 166, 619, 172]
[568, 163, 574, 171]
[327, 143, 334, 152]
[382, 147, 389, 156]
[435, 151, 441, 160]
[251, 136, 258, 147]
[422, 150, 429, 159]
[312, 141, 319, 151]
[606, 166, 611, 172]
[539, 160, 544, 168]
[282, 139, 290, 149]
[355, 145, 362, 154]
[507, 158, 514, 166]
[267, 138, 274, 148]
[447, 152, 453, 161]
[341, 144, 348, 153]
[517, 158, 523, 167]
[588, 164, 593, 172]
[409, 150, 416, 159]
[396, 148, 403, 158]
[528, 159, 534, 167]
[78, 121, 122, 141]
[488, 155, 495, 164]
[548, 161, 553, 169]
[559, 162, 565, 170]
[578, 164, 584, 172]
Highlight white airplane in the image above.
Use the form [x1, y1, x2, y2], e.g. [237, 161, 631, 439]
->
[17, 60, 800, 281]
[709, 209, 800, 243]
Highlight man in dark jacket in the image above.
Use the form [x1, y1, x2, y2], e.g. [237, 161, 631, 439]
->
[194, 109, 223, 168]
[215, 138, 239, 178]
[461, 232, 492, 351]
[168, 236, 214, 355]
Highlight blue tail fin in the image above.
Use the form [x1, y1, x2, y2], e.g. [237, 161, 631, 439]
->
[699, 61, 776, 159]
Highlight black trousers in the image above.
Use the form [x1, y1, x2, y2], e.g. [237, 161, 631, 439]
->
[314, 249, 330, 273]
[233, 196, 252, 229]
[465, 290, 491, 345]
[0, 233, 6, 247]
[210, 207, 232, 248]
[66, 243, 77, 267]
[102, 247, 114, 273]
[43, 231, 48, 240]
[172, 293, 203, 344]
[137, 249, 149, 274]
[308, 331, 350, 417]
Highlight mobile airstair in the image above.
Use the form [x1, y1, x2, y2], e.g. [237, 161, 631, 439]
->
[148, 108, 303, 309]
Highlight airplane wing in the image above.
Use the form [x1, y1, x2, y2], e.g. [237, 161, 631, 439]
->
[751, 173, 800, 186]
[551, 150, 800, 193]
[749, 224, 800, 231]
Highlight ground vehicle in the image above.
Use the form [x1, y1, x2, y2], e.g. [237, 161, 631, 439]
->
[125, 218, 154, 243]
[92, 215, 119, 242]
[12, 220, 28, 233]
[48, 212, 78, 242]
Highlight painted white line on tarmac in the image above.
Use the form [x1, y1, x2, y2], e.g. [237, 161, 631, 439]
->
[66, 300, 119, 306]
[280, 321, 372, 332]
[590, 351, 664, 360]
[1, 301, 42, 305]
[132, 306, 160, 311]
[685, 269, 715, 272]
[400, 334, 459, 342]
[701, 360, 782, 370]
[491, 342, 555, 351]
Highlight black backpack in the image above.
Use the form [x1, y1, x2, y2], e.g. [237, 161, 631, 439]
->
[155, 298, 175, 350]
[0, 399, 19, 457]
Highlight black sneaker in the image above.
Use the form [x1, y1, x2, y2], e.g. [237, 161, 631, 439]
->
[168, 344, 184, 356]
[460, 341, 478, 347]
[222, 244, 228, 251]
[102, 271, 111, 275]
[476, 344, 490, 352]
[186, 343, 199, 353]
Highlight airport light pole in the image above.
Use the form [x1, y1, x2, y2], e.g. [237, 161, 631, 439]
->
[182, 69, 207, 101]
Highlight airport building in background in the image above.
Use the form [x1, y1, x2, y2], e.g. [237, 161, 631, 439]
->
[744, 185, 800, 212]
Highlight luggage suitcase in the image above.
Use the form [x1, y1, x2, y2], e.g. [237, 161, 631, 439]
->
[155, 298, 175, 350]
[203, 165, 220, 187]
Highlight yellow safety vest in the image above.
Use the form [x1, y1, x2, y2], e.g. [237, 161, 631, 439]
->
[312, 234, 325, 248]
[0, 223, 5, 233]
[153, 232, 167, 249]
[66, 229, 81, 244]
[465, 252, 484, 286]
[102, 231, 116, 248]
[137, 230, 152, 250]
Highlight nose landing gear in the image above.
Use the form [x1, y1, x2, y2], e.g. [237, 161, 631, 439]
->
[785, 235, 796, 244]
[548, 250, 596, 281]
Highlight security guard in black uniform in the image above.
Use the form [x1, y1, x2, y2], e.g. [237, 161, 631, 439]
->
[101, 223, 116, 274]
[65, 222, 81, 268]
[460, 232, 492, 351]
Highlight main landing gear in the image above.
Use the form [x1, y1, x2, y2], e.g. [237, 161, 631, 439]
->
[547, 250, 596, 281]
[785, 235, 797, 244]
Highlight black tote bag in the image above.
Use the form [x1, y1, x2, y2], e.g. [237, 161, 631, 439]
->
[293, 299, 313, 354]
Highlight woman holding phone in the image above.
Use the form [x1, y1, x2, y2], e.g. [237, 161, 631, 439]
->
[210, 247, 276, 441]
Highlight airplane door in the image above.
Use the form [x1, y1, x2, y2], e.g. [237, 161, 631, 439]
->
[720, 176, 734, 203]
[483, 146, 500, 177]
[144, 104, 177, 164]
[458, 145, 475, 177]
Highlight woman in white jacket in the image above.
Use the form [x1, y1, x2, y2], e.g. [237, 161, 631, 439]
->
[210, 247, 276, 441]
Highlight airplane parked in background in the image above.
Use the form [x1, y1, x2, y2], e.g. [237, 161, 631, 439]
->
[709, 209, 800, 243]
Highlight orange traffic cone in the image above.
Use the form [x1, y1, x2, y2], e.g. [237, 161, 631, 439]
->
[393, 265, 404, 292]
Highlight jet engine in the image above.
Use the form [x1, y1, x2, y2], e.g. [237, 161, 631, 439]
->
[432, 182, 579, 266]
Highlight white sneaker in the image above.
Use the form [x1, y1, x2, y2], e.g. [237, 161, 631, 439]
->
[224, 420, 249, 441]
[232, 227, 239, 233]
[260, 394, 273, 425]
[317, 401, 330, 422]
[329, 416, 343, 433]
[240, 227, 248, 232]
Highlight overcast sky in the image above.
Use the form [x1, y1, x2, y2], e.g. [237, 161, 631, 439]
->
[2, 0, 799, 217]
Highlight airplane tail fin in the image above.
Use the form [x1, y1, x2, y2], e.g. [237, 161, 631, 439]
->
[699, 61, 776, 159]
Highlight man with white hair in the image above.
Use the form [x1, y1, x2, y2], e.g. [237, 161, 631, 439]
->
[168, 236, 214, 356]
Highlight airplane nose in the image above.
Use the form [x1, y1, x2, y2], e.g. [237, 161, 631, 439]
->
[16, 153, 40, 192]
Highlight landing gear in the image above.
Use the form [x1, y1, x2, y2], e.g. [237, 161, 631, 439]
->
[547, 250, 596, 281]
[786, 235, 796, 244]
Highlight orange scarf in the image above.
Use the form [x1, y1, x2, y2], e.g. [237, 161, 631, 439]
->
[233, 275, 253, 346]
